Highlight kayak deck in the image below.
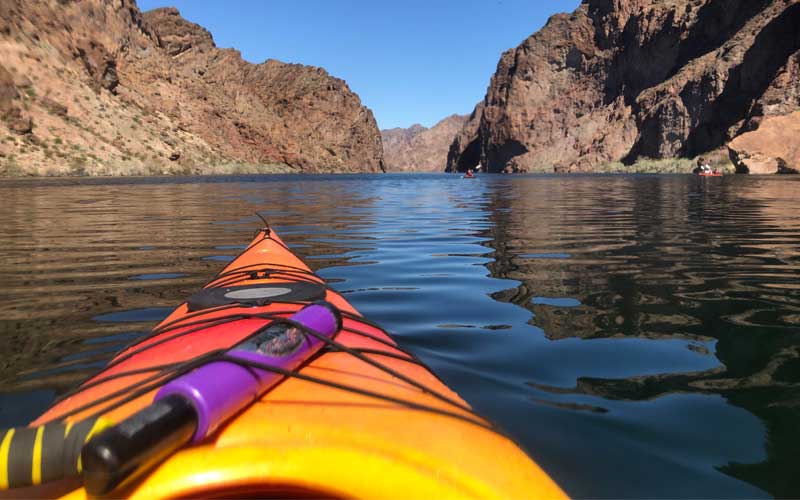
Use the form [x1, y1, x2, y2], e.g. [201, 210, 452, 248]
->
[28, 227, 566, 499]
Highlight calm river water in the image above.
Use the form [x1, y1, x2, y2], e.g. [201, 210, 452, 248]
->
[0, 173, 798, 498]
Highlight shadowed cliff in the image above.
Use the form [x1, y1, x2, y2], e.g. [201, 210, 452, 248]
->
[447, 0, 800, 174]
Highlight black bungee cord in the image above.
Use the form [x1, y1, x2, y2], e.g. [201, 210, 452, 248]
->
[42, 221, 503, 441]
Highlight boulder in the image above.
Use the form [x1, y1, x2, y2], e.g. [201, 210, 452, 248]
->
[728, 111, 800, 174]
[4, 107, 32, 135]
[74, 39, 119, 94]
[41, 97, 68, 117]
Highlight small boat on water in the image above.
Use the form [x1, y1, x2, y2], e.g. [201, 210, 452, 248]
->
[0, 224, 566, 499]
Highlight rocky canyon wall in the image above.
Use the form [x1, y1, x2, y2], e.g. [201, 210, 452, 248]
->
[381, 114, 467, 171]
[447, 0, 800, 173]
[0, 1, 385, 176]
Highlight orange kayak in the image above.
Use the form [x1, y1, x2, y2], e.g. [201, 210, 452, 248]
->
[3, 226, 566, 499]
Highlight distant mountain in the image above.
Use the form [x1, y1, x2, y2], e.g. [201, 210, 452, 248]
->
[382, 114, 468, 172]
[0, 1, 384, 176]
[447, 0, 800, 174]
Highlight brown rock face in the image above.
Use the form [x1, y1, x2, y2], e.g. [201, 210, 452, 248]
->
[381, 114, 467, 171]
[0, 1, 384, 175]
[75, 38, 119, 94]
[0, 63, 32, 135]
[447, 0, 800, 173]
[728, 110, 800, 174]
[145, 7, 214, 57]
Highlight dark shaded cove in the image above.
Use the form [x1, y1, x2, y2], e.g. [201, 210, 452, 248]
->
[447, 136, 482, 173]
[485, 139, 527, 172]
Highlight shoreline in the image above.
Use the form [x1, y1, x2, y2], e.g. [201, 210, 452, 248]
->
[0, 151, 746, 179]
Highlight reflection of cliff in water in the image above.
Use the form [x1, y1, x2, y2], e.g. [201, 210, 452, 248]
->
[483, 176, 800, 497]
[0, 178, 378, 394]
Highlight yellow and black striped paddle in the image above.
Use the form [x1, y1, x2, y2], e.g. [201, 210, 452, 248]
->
[0, 418, 110, 490]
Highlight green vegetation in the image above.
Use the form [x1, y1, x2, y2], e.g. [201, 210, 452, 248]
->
[206, 162, 295, 175]
[595, 154, 735, 174]
[0, 155, 22, 177]
[595, 158, 696, 173]
[68, 155, 88, 176]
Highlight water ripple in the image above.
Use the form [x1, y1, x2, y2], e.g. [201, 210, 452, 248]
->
[0, 174, 798, 498]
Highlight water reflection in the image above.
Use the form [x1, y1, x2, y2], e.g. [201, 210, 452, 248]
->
[483, 175, 799, 498]
[0, 174, 797, 498]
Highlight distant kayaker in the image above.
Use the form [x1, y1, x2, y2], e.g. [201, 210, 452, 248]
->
[465, 169, 474, 178]
[696, 157, 713, 174]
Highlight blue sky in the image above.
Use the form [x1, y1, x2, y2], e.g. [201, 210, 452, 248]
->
[137, 0, 581, 130]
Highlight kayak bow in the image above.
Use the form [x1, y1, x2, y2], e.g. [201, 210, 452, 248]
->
[6, 225, 566, 499]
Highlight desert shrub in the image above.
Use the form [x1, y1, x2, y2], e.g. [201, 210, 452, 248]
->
[595, 157, 695, 173]
[1, 155, 23, 176]
[69, 155, 88, 176]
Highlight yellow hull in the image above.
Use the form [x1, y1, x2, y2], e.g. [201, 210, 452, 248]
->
[30, 228, 565, 499]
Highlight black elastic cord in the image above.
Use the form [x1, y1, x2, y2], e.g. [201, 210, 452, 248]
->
[50, 315, 489, 432]
[219, 354, 496, 432]
[278, 318, 475, 415]
[42, 223, 495, 437]
[209, 268, 324, 289]
[51, 310, 295, 406]
[51, 351, 223, 423]
[330, 347, 422, 365]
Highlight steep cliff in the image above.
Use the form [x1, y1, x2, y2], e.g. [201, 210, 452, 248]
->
[381, 114, 467, 171]
[0, 1, 384, 176]
[447, 0, 800, 173]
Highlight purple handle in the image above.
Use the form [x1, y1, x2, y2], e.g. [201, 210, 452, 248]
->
[155, 303, 340, 442]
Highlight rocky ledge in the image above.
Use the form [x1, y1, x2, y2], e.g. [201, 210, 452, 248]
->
[447, 0, 800, 174]
[0, 1, 384, 176]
